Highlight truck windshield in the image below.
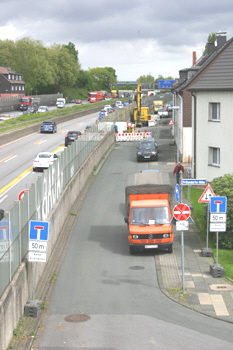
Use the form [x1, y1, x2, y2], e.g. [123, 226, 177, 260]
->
[131, 206, 169, 225]
[21, 98, 31, 103]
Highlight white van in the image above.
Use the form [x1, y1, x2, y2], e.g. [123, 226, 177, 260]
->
[56, 98, 66, 108]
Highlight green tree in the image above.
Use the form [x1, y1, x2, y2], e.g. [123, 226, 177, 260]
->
[0, 39, 15, 67]
[203, 32, 217, 55]
[46, 43, 80, 93]
[89, 67, 117, 90]
[211, 174, 233, 249]
[63, 42, 79, 62]
[137, 74, 155, 83]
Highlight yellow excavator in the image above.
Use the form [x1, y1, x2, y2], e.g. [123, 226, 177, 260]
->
[132, 83, 151, 127]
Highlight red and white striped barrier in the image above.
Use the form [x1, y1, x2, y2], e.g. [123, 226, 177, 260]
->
[115, 131, 152, 142]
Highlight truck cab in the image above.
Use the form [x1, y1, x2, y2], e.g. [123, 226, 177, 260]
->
[125, 172, 174, 254]
[56, 98, 66, 108]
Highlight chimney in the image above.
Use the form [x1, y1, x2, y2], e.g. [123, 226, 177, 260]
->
[216, 34, 227, 49]
[208, 42, 215, 54]
[192, 51, 197, 65]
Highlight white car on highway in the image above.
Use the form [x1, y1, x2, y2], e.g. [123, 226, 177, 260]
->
[33, 152, 58, 171]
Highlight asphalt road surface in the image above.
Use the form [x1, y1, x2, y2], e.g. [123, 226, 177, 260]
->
[32, 125, 233, 350]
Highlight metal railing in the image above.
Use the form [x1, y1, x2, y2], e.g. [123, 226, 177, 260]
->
[0, 99, 157, 297]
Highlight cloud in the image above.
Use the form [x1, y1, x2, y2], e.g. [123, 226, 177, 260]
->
[0, 0, 232, 80]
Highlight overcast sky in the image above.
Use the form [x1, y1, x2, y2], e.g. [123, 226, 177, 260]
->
[0, 0, 232, 81]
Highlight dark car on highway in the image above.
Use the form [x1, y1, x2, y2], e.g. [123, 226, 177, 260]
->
[64, 130, 82, 146]
[40, 120, 57, 133]
[137, 138, 158, 162]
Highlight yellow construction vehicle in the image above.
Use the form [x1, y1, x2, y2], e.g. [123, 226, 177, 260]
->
[133, 84, 151, 127]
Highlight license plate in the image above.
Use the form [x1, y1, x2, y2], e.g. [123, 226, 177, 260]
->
[144, 156, 150, 159]
[145, 245, 158, 249]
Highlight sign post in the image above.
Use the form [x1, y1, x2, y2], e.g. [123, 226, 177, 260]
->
[198, 184, 216, 255]
[28, 220, 49, 299]
[208, 196, 226, 278]
[173, 203, 191, 290]
[209, 196, 227, 265]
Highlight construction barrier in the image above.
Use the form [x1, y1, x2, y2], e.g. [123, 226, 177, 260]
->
[115, 131, 152, 142]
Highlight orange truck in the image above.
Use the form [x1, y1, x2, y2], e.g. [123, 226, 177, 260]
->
[124, 171, 174, 254]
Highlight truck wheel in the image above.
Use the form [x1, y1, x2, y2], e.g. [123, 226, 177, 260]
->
[168, 245, 173, 253]
[129, 246, 135, 254]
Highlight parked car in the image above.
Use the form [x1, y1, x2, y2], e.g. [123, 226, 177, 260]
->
[99, 109, 108, 119]
[115, 101, 122, 107]
[23, 106, 38, 114]
[117, 104, 124, 108]
[103, 104, 112, 110]
[37, 106, 49, 113]
[75, 99, 82, 104]
[69, 99, 82, 104]
[137, 139, 158, 162]
[84, 125, 92, 133]
[65, 131, 82, 146]
[40, 120, 57, 133]
[33, 152, 58, 171]
[158, 108, 169, 118]
[0, 114, 13, 122]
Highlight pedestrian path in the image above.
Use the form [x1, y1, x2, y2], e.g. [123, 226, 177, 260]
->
[156, 221, 233, 322]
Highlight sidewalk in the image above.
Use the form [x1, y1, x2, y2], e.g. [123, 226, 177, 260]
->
[156, 198, 233, 323]
[153, 122, 233, 322]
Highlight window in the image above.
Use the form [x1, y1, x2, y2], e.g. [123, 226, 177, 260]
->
[131, 206, 169, 225]
[209, 147, 220, 166]
[209, 103, 220, 121]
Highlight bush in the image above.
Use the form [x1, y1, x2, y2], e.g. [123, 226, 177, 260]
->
[211, 174, 233, 249]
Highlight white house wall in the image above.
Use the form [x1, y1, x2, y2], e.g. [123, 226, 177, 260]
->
[183, 127, 192, 164]
[194, 91, 233, 182]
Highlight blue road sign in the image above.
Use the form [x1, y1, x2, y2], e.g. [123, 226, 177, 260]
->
[174, 184, 180, 202]
[210, 196, 227, 213]
[158, 80, 177, 88]
[29, 220, 49, 241]
[182, 179, 207, 185]
[0, 221, 12, 240]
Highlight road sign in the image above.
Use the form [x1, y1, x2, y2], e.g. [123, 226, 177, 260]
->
[158, 80, 177, 88]
[29, 220, 49, 241]
[182, 179, 207, 185]
[0, 221, 12, 240]
[210, 213, 226, 223]
[28, 251, 47, 263]
[174, 184, 180, 202]
[176, 221, 189, 231]
[198, 184, 216, 203]
[18, 189, 29, 200]
[28, 240, 47, 252]
[168, 119, 174, 126]
[210, 196, 227, 213]
[210, 222, 226, 232]
[173, 203, 191, 221]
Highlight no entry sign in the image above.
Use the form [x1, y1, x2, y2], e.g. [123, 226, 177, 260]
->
[173, 203, 191, 221]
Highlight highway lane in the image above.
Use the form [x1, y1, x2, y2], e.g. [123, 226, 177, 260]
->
[0, 111, 99, 210]
[32, 126, 233, 349]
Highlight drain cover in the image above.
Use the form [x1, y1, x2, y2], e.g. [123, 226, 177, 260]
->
[209, 284, 233, 291]
[64, 314, 90, 323]
[129, 266, 145, 270]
